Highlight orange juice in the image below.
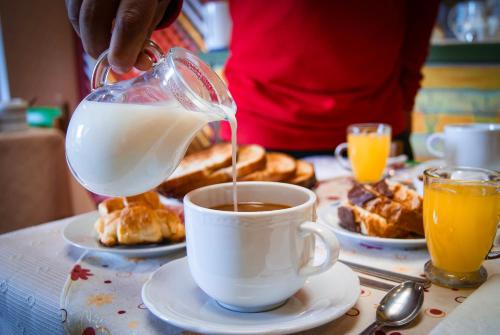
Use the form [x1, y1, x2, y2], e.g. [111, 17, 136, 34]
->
[347, 133, 390, 183]
[423, 182, 499, 273]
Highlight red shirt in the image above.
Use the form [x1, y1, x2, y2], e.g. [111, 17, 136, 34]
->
[220, 0, 439, 150]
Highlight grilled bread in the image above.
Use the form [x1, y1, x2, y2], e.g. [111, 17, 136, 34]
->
[157, 144, 317, 198]
[369, 180, 423, 235]
[160, 143, 233, 192]
[159, 145, 266, 198]
[338, 203, 409, 238]
[286, 160, 317, 188]
[240, 152, 297, 182]
[338, 180, 424, 238]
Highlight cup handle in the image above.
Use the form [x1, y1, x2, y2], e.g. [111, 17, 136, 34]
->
[91, 39, 164, 90]
[486, 245, 500, 260]
[334, 142, 351, 170]
[426, 133, 445, 158]
[298, 221, 340, 277]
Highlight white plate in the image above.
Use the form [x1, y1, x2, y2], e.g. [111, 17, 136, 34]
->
[142, 257, 360, 335]
[62, 211, 186, 257]
[410, 159, 446, 196]
[317, 202, 426, 249]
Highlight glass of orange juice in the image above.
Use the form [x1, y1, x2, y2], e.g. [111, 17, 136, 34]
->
[334, 123, 391, 183]
[423, 167, 500, 288]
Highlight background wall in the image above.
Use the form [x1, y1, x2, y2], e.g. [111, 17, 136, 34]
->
[0, 0, 94, 215]
[0, 0, 80, 111]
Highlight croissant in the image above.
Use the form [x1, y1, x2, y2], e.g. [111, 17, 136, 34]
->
[94, 191, 185, 247]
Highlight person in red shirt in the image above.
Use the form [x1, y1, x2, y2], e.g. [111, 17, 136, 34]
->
[66, 0, 440, 159]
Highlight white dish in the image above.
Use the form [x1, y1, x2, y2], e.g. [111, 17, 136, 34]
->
[410, 159, 446, 196]
[62, 211, 186, 257]
[142, 257, 360, 335]
[317, 202, 426, 249]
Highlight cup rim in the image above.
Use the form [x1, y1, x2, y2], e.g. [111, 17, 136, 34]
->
[347, 123, 391, 134]
[424, 166, 500, 185]
[444, 123, 500, 132]
[183, 181, 316, 217]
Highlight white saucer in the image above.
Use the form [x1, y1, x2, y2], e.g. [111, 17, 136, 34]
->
[317, 202, 427, 249]
[142, 257, 359, 335]
[62, 212, 186, 257]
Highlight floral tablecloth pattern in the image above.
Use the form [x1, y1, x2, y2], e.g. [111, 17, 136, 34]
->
[57, 232, 500, 335]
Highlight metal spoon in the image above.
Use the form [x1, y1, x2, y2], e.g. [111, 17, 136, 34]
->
[359, 281, 425, 335]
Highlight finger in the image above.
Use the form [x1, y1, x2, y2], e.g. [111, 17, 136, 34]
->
[135, 51, 153, 71]
[132, 24, 157, 71]
[79, 0, 120, 58]
[109, 0, 157, 73]
[133, 0, 170, 71]
[65, 0, 84, 36]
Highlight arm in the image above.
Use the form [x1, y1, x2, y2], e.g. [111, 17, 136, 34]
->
[399, 0, 440, 119]
[66, 0, 183, 73]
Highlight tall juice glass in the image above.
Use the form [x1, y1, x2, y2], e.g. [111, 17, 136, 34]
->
[423, 167, 500, 288]
[335, 123, 391, 183]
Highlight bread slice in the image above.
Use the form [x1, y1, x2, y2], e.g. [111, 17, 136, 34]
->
[213, 145, 267, 178]
[286, 160, 317, 188]
[157, 143, 232, 195]
[338, 204, 409, 238]
[240, 152, 296, 182]
[162, 145, 266, 198]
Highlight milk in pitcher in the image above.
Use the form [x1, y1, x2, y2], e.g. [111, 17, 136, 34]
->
[66, 100, 214, 196]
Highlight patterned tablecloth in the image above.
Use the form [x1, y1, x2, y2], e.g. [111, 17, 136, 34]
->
[1, 157, 499, 334]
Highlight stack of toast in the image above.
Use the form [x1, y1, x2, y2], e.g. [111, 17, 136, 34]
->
[337, 179, 424, 238]
[157, 143, 317, 198]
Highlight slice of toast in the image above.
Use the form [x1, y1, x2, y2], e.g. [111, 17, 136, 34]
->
[157, 143, 232, 194]
[240, 152, 297, 182]
[213, 145, 267, 178]
[338, 204, 409, 238]
[161, 145, 266, 198]
[286, 160, 317, 188]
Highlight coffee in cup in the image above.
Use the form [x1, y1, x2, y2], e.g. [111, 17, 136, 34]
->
[184, 182, 340, 312]
[211, 202, 290, 212]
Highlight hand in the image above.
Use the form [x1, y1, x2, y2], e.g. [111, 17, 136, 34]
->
[66, 0, 171, 73]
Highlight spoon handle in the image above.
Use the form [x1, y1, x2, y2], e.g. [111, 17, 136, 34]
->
[359, 322, 382, 335]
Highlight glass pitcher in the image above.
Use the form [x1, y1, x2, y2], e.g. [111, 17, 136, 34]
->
[66, 40, 236, 196]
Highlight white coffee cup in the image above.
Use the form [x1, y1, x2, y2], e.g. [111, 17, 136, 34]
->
[184, 182, 340, 312]
[426, 123, 500, 170]
[203, 1, 232, 51]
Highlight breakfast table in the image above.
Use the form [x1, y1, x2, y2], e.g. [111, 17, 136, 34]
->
[1, 157, 499, 335]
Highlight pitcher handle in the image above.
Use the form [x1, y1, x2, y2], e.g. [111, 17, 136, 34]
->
[91, 39, 164, 90]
